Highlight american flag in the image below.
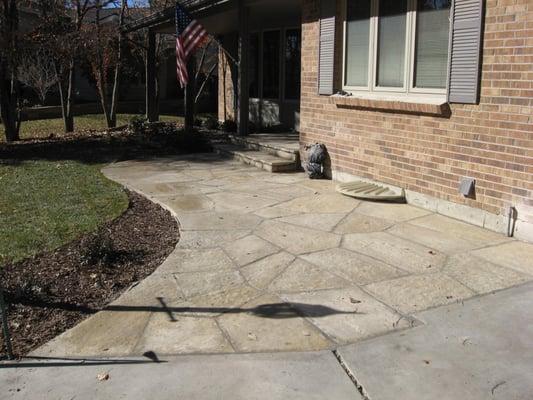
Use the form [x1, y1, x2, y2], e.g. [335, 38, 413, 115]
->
[175, 3, 209, 88]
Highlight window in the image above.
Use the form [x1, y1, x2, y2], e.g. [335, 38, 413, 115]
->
[249, 32, 260, 98]
[262, 30, 281, 99]
[343, 0, 451, 98]
[284, 29, 301, 100]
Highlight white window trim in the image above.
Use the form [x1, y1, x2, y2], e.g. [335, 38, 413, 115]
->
[342, 0, 448, 101]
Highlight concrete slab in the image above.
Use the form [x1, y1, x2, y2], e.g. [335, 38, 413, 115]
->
[255, 220, 341, 255]
[217, 294, 332, 352]
[365, 273, 475, 314]
[337, 283, 533, 400]
[281, 288, 410, 344]
[302, 248, 405, 285]
[471, 240, 533, 275]
[343, 232, 447, 273]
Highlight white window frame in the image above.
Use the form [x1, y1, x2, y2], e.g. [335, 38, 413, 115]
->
[342, 0, 449, 101]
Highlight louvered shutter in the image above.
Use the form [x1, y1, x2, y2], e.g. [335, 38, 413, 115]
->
[318, 0, 336, 95]
[447, 0, 484, 104]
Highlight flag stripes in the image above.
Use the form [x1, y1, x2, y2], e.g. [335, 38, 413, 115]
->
[175, 3, 208, 88]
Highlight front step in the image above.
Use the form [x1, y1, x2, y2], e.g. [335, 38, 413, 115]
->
[226, 134, 300, 163]
[214, 144, 299, 173]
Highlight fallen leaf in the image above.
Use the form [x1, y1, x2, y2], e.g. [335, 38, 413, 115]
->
[97, 373, 110, 381]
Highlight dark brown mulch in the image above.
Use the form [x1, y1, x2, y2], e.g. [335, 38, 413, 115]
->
[0, 190, 179, 358]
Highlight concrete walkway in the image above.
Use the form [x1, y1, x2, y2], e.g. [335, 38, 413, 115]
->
[30, 154, 533, 357]
[3, 282, 532, 399]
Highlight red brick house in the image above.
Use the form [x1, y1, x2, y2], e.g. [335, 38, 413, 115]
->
[138, 0, 532, 242]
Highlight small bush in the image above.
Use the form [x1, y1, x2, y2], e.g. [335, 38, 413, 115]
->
[129, 115, 147, 135]
[82, 235, 119, 267]
[204, 116, 219, 130]
[221, 119, 237, 133]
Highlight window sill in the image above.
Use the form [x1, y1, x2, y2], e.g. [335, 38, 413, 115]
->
[330, 94, 450, 116]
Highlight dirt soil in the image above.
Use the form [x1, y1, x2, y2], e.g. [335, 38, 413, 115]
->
[1, 190, 179, 358]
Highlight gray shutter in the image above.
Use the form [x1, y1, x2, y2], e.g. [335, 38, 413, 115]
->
[318, 0, 336, 95]
[447, 0, 484, 104]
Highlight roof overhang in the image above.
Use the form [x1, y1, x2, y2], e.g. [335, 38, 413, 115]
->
[123, 0, 236, 34]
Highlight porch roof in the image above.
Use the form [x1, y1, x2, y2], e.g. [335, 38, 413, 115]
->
[123, 0, 236, 34]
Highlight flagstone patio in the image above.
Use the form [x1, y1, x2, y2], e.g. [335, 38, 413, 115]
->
[33, 154, 533, 357]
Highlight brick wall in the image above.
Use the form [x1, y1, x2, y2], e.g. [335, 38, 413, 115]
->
[300, 0, 532, 239]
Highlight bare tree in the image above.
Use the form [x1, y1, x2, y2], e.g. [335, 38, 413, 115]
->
[18, 48, 58, 105]
[0, 0, 22, 142]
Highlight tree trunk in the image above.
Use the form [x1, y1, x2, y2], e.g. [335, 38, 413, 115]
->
[0, 0, 20, 142]
[64, 61, 75, 132]
[109, 0, 126, 128]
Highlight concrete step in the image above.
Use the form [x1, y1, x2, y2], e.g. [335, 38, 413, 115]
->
[214, 143, 299, 173]
[226, 134, 300, 162]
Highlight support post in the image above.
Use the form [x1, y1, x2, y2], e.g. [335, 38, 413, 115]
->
[237, 1, 249, 136]
[146, 29, 158, 122]
[184, 59, 196, 133]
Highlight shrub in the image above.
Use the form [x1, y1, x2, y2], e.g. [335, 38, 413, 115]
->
[129, 115, 147, 135]
[221, 119, 237, 133]
[204, 116, 219, 130]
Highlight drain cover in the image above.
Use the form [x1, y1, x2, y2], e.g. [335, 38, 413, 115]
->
[336, 181, 405, 201]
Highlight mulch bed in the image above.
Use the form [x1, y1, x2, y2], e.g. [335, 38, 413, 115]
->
[0, 190, 179, 358]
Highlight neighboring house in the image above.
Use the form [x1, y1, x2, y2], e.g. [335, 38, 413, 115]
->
[134, 0, 533, 242]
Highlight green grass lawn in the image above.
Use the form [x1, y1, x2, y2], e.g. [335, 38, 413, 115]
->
[0, 160, 129, 266]
[0, 114, 184, 141]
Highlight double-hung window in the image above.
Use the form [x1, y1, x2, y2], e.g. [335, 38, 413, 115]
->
[343, 0, 451, 100]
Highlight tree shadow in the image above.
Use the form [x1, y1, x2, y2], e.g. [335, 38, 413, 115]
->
[0, 129, 213, 166]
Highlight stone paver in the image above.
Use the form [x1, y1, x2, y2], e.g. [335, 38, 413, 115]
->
[216, 294, 332, 353]
[343, 232, 447, 273]
[34, 156, 533, 357]
[302, 248, 405, 285]
[241, 252, 295, 290]
[281, 288, 411, 344]
[365, 273, 475, 314]
[471, 240, 533, 275]
[255, 220, 341, 255]
[223, 235, 279, 266]
[269, 258, 350, 293]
